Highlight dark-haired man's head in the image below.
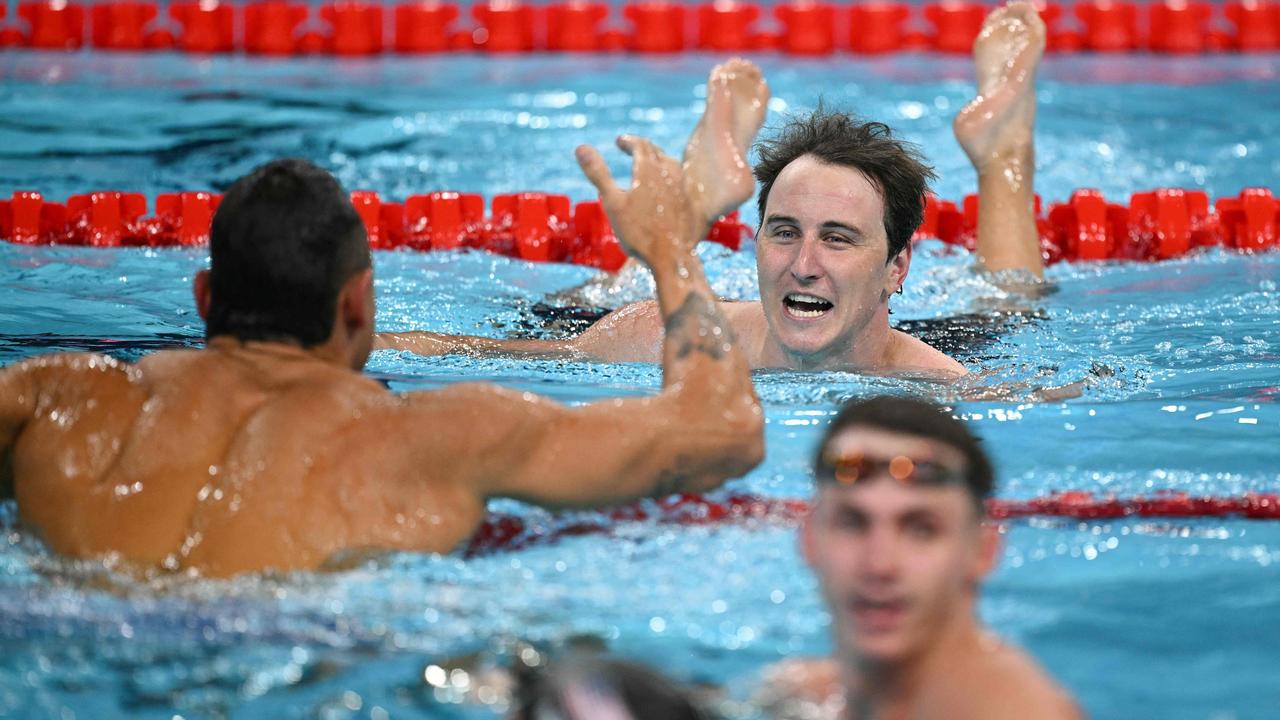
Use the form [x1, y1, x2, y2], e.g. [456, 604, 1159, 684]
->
[803, 396, 999, 666]
[194, 159, 374, 370]
[751, 111, 936, 365]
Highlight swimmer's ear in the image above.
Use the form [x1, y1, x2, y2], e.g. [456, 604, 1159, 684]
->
[194, 270, 212, 321]
[339, 268, 375, 332]
[886, 243, 912, 295]
[799, 503, 819, 567]
[972, 519, 1001, 580]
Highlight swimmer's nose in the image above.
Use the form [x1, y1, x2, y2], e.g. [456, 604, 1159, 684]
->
[860, 527, 903, 580]
[789, 238, 823, 284]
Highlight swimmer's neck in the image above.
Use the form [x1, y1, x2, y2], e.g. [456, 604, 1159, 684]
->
[756, 313, 894, 372]
[841, 600, 985, 718]
[205, 335, 352, 369]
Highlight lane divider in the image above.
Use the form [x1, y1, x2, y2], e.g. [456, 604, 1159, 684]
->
[1, 0, 1278, 56]
[2, 187, 1277, 269]
[466, 490, 1280, 554]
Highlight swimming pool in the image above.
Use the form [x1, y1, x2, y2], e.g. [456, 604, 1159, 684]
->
[2, 49, 1280, 719]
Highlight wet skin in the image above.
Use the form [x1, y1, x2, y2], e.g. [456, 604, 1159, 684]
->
[0, 138, 764, 577]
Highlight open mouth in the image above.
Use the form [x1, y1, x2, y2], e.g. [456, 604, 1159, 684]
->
[850, 596, 908, 630]
[783, 293, 834, 318]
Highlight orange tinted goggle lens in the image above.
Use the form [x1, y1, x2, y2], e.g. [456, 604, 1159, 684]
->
[821, 452, 961, 486]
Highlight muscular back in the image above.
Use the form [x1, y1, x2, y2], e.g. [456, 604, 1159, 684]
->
[4, 346, 483, 576]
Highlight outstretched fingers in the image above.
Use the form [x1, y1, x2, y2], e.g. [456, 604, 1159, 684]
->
[576, 144, 622, 205]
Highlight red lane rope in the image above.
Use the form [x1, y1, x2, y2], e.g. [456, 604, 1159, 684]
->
[2, 186, 1277, 269]
[465, 490, 1280, 554]
[1, 0, 1277, 56]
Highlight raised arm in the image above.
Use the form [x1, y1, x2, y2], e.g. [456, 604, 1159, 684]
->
[382, 59, 770, 360]
[411, 136, 764, 509]
[954, 2, 1046, 280]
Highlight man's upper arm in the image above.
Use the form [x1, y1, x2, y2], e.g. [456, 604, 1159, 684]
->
[375, 331, 575, 359]
[570, 300, 664, 362]
[402, 381, 756, 510]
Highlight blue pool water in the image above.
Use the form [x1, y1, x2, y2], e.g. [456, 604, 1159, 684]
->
[2, 51, 1280, 719]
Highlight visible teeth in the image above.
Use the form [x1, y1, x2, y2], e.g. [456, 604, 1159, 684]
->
[784, 292, 833, 318]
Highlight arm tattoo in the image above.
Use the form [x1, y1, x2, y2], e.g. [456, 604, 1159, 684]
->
[652, 467, 690, 498]
[663, 293, 736, 361]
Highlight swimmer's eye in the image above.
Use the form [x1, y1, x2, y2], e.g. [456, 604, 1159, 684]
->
[904, 518, 940, 540]
[833, 508, 869, 533]
[822, 233, 854, 246]
[771, 227, 800, 241]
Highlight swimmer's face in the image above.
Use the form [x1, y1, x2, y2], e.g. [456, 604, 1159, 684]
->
[756, 155, 910, 365]
[803, 426, 997, 665]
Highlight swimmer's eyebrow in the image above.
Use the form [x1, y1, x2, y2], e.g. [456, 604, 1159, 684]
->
[818, 221, 864, 240]
[763, 214, 801, 229]
[763, 215, 865, 239]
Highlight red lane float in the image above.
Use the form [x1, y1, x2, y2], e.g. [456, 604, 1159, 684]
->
[321, 2, 385, 56]
[473, 0, 535, 52]
[1225, 0, 1280, 51]
[244, 0, 308, 55]
[1148, 0, 1212, 53]
[624, 1, 685, 52]
[925, 0, 988, 54]
[697, 1, 759, 51]
[4, 188, 1278, 268]
[466, 490, 1280, 554]
[171, 1, 236, 53]
[849, 3, 912, 54]
[394, 2, 460, 52]
[90, 1, 159, 51]
[4, 0, 1276, 55]
[547, 2, 609, 51]
[1075, 0, 1140, 51]
[774, 2, 836, 56]
[16, 0, 86, 49]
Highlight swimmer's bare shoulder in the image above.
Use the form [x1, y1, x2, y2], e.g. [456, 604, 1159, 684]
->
[948, 640, 1083, 720]
[888, 328, 968, 378]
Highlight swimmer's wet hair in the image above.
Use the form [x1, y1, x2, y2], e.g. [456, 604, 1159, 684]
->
[206, 158, 370, 346]
[754, 108, 936, 263]
[814, 396, 994, 509]
[513, 652, 716, 720]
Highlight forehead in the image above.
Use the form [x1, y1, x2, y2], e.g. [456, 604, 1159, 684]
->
[815, 477, 976, 525]
[818, 425, 975, 517]
[764, 155, 885, 231]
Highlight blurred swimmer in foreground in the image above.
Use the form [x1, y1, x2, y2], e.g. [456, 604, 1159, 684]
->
[760, 396, 1081, 720]
[0, 138, 763, 576]
[379, 3, 1049, 379]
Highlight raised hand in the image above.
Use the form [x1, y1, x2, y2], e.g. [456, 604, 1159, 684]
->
[576, 135, 700, 268]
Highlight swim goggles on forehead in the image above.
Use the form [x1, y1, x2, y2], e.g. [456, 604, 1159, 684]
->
[816, 451, 966, 487]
